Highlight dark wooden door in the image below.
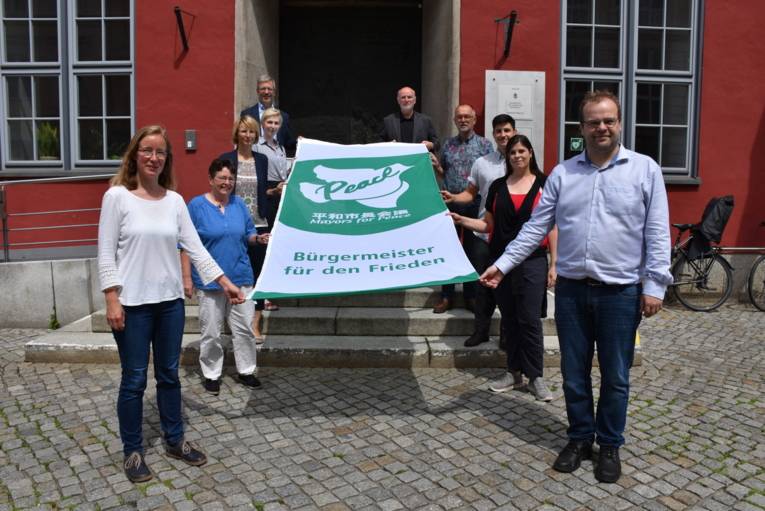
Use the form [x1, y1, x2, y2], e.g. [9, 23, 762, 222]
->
[279, 0, 422, 145]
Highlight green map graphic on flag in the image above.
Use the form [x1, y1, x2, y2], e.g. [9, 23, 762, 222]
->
[249, 139, 478, 300]
[281, 153, 444, 235]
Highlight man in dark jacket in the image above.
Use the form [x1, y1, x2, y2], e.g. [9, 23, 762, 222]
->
[240, 74, 297, 156]
[380, 86, 439, 152]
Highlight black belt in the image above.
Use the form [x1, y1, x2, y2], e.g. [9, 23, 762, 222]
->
[559, 275, 612, 287]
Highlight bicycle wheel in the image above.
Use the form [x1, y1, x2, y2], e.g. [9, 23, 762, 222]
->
[747, 255, 765, 311]
[671, 253, 733, 312]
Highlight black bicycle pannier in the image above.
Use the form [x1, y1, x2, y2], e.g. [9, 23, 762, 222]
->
[687, 195, 734, 259]
[697, 195, 734, 244]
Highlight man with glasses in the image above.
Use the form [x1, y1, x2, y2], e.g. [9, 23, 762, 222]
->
[431, 104, 493, 314]
[241, 74, 297, 156]
[441, 113, 516, 344]
[479, 91, 672, 483]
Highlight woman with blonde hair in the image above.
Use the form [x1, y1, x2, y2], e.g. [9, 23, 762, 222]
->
[98, 125, 244, 482]
[256, 107, 291, 228]
[219, 115, 273, 333]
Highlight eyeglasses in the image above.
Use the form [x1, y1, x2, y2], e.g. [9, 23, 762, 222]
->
[583, 118, 619, 129]
[214, 176, 235, 183]
[138, 147, 168, 159]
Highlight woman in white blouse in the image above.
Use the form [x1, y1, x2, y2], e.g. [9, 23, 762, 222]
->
[97, 125, 244, 483]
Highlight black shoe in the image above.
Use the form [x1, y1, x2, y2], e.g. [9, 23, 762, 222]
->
[165, 439, 207, 466]
[203, 378, 220, 395]
[595, 445, 621, 483]
[238, 373, 262, 388]
[463, 332, 489, 347]
[552, 440, 592, 473]
[123, 452, 153, 483]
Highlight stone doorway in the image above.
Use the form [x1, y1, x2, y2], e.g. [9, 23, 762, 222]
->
[235, 0, 459, 145]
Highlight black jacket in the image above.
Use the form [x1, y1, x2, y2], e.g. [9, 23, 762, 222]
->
[379, 111, 439, 152]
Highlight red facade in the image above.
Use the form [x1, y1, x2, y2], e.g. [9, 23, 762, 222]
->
[459, 1, 764, 246]
[2, 0, 763, 255]
[135, 0, 236, 200]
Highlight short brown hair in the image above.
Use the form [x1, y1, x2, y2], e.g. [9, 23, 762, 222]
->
[579, 90, 622, 124]
[232, 115, 260, 146]
[110, 125, 174, 190]
[208, 158, 235, 180]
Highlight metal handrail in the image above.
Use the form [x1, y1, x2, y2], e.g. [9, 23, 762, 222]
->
[0, 174, 113, 186]
[12, 223, 99, 232]
[12, 208, 101, 217]
[1, 174, 112, 262]
[12, 238, 98, 247]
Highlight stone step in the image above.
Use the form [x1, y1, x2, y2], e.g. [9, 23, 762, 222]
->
[25, 312, 642, 368]
[90, 306, 559, 337]
[186, 286, 465, 309]
[190, 285, 558, 312]
[23, 330, 575, 368]
[24, 330, 642, 368]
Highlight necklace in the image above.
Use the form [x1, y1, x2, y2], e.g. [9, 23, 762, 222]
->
[206, 193, 226, 211]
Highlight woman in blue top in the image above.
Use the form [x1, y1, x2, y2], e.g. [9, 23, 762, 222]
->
[181, 159, 270, 396]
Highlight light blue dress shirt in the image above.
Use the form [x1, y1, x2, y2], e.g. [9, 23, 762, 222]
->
[494, 146, 673, 299]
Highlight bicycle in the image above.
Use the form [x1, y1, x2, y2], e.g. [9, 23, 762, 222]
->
[669, 223, 733, 312]
[746, 221, 765, 311]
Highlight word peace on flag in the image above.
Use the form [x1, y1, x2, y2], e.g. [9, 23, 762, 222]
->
[249, 139, 477, 300]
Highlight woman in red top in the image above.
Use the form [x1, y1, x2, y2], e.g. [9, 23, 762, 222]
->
[450, 134, 557, 401]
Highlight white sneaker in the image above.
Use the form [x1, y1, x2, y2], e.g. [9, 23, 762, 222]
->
[528, 377, 553, 402]
[489, 371, 524, 393]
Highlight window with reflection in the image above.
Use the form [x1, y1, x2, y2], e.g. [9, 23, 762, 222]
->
[75, 0, 130, 62]
[77, 74, 131, 160]
[565, 0, 622, 69]
[0, 0, 133, 170]
[562, 0, 699, 177]
[563, 80, 620, 161]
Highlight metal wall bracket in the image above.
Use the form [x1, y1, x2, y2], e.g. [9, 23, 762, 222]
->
[175, 6, 189, 52]
[495, 10, 519, 59]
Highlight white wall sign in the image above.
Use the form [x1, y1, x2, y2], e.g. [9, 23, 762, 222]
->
[499, 84, 533, 118]
[485, 71, 546, 169]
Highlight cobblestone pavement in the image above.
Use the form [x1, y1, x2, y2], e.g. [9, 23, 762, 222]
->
[1, 303, 763, 510]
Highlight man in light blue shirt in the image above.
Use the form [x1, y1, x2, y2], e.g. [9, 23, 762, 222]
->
[480, 91, 672, 483]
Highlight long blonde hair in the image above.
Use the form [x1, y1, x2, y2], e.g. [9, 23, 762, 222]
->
[110, 125, 175, 190]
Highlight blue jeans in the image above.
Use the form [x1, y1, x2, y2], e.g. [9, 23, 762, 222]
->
[112, 298, 185, 455]
[554, 278, 641, 447]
